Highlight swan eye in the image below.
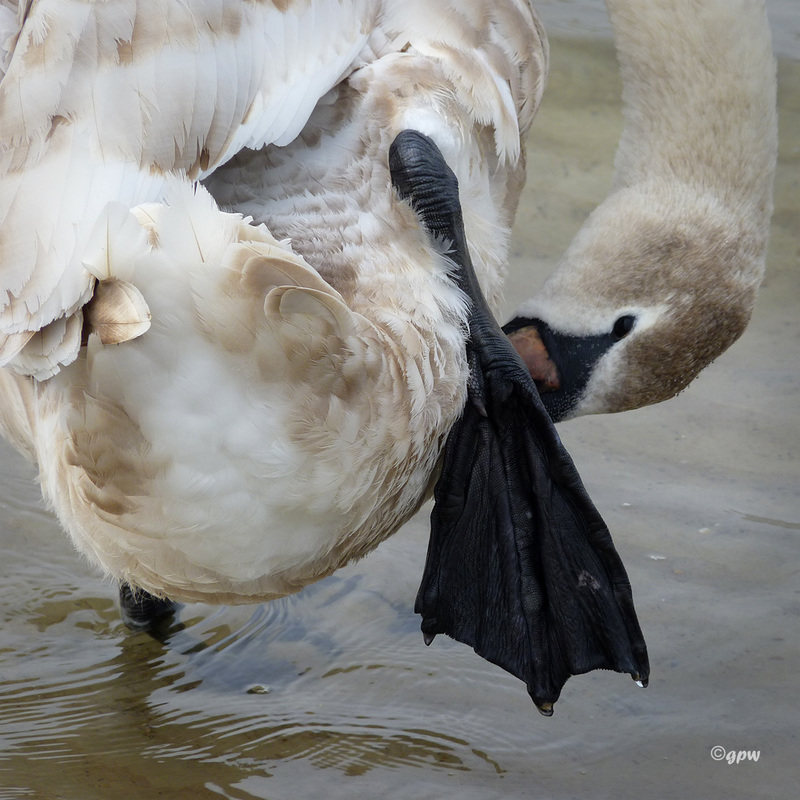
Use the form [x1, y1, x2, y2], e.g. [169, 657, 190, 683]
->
[612, 315, 636, 340]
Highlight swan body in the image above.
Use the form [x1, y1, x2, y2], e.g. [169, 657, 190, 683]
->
[0, 0, 548, 603]
[507, 0, 778, 420]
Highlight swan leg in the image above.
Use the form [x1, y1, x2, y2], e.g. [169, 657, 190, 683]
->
[119, 583, 178, 632]
[388, 131, 649, 713]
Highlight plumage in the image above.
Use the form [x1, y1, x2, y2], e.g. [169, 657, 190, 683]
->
[0, 0, 548, 604]
[0, 0, 377, 369]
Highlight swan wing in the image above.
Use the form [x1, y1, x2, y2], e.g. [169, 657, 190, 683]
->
[0, 0, 374, 373]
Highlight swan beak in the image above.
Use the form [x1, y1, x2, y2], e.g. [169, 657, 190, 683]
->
[506, 324, 560, 392]
[503, 318, 618, 421]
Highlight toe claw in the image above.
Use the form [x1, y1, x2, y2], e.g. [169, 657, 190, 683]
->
[536, 701, 554, 717]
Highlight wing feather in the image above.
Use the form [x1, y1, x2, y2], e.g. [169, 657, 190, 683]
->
[0, 0, 374, 371]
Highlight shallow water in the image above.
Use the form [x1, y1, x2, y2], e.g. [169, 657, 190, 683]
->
[1, 4, 798, 800]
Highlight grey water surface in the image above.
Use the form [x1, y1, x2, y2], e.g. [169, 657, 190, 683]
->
[1, 3, 798, 799]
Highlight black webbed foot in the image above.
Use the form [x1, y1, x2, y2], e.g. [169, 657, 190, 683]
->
[389, 130, 649, 713]
[119, 583, 179, 633]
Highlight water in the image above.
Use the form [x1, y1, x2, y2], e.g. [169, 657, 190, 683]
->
[1, 4, 798, 798]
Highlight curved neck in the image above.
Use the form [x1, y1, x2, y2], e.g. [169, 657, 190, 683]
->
[607, 0, 777, 217]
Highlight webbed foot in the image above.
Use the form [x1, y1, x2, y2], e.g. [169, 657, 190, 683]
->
[389, 130, 649, 713]
[119, 583, 179, 633]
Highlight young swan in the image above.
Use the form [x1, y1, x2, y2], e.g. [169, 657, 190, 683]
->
[0, 1, 650, 711]
[506, 0, 778, 420]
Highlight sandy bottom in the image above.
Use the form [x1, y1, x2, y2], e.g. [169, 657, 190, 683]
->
[1, 21, 798, 800]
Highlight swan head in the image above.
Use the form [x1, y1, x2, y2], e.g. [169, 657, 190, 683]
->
[505, 182, 765, 421]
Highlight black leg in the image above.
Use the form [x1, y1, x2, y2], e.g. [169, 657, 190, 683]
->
[389, 131, 649, 714]
[119, 583, 179, 632]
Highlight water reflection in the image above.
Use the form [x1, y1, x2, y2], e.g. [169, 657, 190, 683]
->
[0, 561, 527, 794]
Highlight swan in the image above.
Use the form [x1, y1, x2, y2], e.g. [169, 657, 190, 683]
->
[0, 0, 650, 712]
[506, 0, 778, 420]
[0, 0, 776, 711]
[0, 0, 653, 712]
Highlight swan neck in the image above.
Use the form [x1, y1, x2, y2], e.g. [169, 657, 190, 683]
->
[607, 0, 777, 211]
